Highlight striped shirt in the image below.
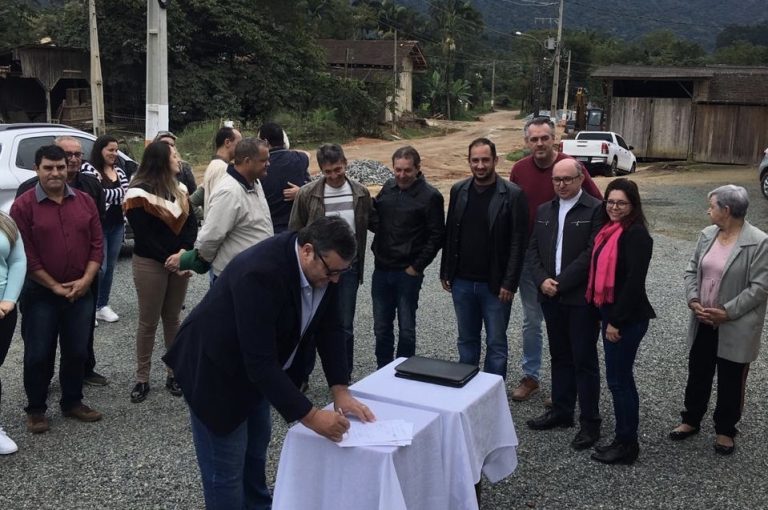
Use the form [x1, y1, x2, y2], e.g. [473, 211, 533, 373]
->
[323, 181, 356, 234]
[80, 162, 129, 209]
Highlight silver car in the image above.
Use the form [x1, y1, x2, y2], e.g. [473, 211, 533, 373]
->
[0, 123, 137, 212]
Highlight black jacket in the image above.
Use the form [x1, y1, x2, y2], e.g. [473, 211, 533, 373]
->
[440, 175, 528, 295]
[163, 232, 348, 436]
[370, 173, 445, 272]
[527, 192, 604, 305]
[595, 222, 657, 327]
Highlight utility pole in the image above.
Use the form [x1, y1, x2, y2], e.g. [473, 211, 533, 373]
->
[88, 0, 106, 135]
[145, 0, 169, 144]
[562, 50, 572, 115]
[490, 60, 496, 110]
[549, 0, 564, 115]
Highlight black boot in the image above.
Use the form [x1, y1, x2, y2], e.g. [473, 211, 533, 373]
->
[590, 440, 639, 465]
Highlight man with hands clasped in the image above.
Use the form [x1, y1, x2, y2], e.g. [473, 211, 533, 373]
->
[163, 216, 374, 510]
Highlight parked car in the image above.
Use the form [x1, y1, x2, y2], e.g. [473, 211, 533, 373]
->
[0, 123, 137, 212]
[760, 147, 768, 199]
[559, 131, 636, 177]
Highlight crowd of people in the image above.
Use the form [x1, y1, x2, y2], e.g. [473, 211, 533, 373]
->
[0, 117, 766, 508]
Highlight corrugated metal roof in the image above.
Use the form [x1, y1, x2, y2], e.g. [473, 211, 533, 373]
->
[592, 65, 768, 80]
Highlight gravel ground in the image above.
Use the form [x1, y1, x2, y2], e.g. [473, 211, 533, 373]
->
[2, 176, 768, 509]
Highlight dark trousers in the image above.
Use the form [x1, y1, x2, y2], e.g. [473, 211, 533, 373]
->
[681, 323, 749, 438]
[20, 281, 93, 414]
[372, 268, 424, 369]
[0, 308, 18, 409]
[85, 277, 99, 375]
[601, 309, 648, 443]
[541, 301, 601, 426]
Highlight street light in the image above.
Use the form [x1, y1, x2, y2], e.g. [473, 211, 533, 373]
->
[514, 31, 554, 116]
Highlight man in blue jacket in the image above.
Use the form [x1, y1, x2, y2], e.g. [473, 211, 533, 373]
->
[163, 216, 374, 510]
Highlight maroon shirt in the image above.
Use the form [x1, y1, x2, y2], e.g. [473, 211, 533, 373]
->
[509, 152, 603, 236]
[11, 184, 103, 283]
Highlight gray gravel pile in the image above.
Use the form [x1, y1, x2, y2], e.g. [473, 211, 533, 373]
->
[2, 178, 768, 508]
[345, 159, 393, 185]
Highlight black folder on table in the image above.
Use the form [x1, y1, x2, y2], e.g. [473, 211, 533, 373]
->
[394, 356, 479, 388]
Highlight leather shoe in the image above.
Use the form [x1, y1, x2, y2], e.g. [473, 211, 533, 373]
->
[165, 376, 183, 397]
[591, 440, 639, 465]
[63, 403, 102, 422]
[669, 425, 700, 441]
[527, 410, 574, 430]
[131, 382, 150, 403]
[512, 376, 539, 402]
[572, 427, 600, 450]
[594, 438, 620, 454]
[26, 413, 50, 434]
[714, 437, 735, 456]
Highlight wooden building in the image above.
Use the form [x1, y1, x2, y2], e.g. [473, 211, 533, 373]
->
[0, 45, 90, 124]
[317, 39, 428, 121]
[592, 65, 768, 164]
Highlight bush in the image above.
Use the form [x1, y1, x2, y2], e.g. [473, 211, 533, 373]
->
[311, 74, 383, 138]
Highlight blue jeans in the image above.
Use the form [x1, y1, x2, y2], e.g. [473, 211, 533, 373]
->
[190, 398, 272, 510]
[518, 261, 544, 381]
[451, 278, 512, 379]
[20, 281, 94, 414]
[600, 310, 648, 442]
[303, 262, 359, 381]
[372, 268, 424, 368]
[542, 302, 601, 425]
[97, 222, 125, 309]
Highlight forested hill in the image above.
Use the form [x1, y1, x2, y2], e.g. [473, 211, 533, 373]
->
[402, 0, 767, 48]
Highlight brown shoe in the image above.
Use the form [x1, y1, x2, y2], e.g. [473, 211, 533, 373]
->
[63, 403, 103, 423]
[511, 376, 540, 402]
[26, 413, 50, 434]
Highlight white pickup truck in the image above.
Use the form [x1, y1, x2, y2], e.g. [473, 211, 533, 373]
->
[559, 131, 637, 177]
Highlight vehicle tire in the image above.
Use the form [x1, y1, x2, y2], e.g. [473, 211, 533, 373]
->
[761, 171, 768, 199]
[606, 159, 617, 177]
[629, 162, 636, 174]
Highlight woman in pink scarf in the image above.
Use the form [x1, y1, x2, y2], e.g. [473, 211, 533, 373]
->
[586, 178, 655, 465]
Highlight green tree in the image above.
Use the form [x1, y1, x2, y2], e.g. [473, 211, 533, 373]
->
[0, 0, 37, 50]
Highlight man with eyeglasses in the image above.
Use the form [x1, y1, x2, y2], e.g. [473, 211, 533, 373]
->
[16, 136, 108, 387]
[164, 216, 375, 509]
[508, 117, 603, 403]
[167, 138, 273, 284]
[289, 143, 373, 386]
[524, 158, 604, 450]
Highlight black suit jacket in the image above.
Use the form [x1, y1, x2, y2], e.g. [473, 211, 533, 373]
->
[163, 231, 348, 436]
[527, 192, 604, 305]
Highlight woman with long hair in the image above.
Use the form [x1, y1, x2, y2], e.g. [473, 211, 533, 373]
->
[586, 178, 656, 465]
[124, 142, 197, 403]
[82, 135, 129, 323]
[669, 185, 768, 455]
[0, 212, 26, 454]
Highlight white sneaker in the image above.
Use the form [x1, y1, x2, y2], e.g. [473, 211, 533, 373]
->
[0, 426, 18, 454]
[95, 306, 119, 323]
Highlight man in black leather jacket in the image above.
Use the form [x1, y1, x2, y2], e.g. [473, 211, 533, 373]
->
[369, 146, 444, 368]
[440, 138, 528, 379]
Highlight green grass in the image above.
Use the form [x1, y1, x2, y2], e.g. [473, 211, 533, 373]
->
[506, 149, 529, 162]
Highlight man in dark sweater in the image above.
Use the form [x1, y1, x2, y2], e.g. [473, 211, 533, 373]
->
[369, 146, 444, 368]
[440, 138, 528, 379]
[257, 122, 311, 233]
[525, 158, 604, 450]
[508, 117, 603, 402]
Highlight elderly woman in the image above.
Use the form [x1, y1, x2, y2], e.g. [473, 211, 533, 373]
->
[669, 185, 768, 455]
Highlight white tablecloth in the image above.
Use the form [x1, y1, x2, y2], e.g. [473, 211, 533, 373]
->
[349, 358, 519, 510]
[273, 398, 448, 510]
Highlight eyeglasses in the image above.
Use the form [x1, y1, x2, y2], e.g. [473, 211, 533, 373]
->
[605, 200, 630, 209]
[316, 252, 353, 277]
[552, 175, 579, 185]
[64, 151, 83, 159]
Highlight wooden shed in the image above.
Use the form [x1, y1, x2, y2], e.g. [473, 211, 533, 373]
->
[0, 45, 90, 124]
[317, 39, 428, 121]
[592, 65, 768, 164]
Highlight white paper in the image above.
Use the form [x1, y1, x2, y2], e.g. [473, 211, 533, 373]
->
[337, 419, 414, 448]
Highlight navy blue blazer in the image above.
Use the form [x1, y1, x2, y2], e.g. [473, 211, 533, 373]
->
[163, 231, 348, 436]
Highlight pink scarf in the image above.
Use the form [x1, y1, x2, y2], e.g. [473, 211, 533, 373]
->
[586, 221, 624, 306]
